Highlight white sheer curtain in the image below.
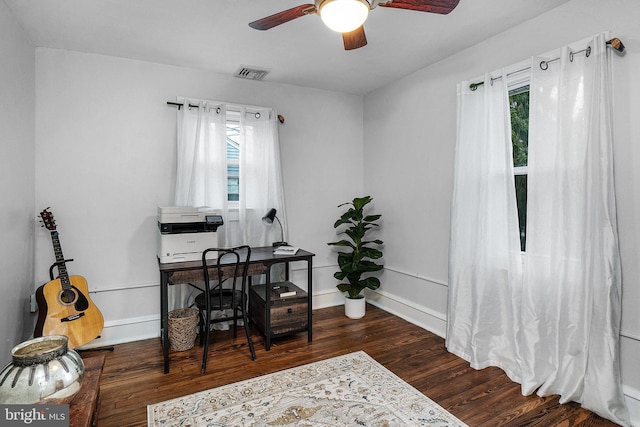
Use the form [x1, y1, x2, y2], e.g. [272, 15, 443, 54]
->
[447, 33, 629, 426]
[174, 98, 286, 247]
[447, 71, 524, 379]
[170, 97, 287, 308]
[233, 107, 287, 247]
[523, 33, 627, 424]
[174, 99, 228, 224]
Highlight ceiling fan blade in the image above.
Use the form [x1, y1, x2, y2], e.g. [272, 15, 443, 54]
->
[379, 0, 460, 14]
[249, 4, 316, 30]
[343, 26, 368, 51]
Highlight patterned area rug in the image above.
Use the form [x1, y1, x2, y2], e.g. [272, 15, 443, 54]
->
[147, 351, 467, 426]
[147, 351, 465, 427]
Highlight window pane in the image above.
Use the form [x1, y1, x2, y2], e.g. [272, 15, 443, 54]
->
[510, 85, 529, 168]
[510, 85, 529, 251]
[226, 122, 240, 201]
[515, 174, 527, 251]
[227, 165, 239, 201]
[227, 140, 239, 161]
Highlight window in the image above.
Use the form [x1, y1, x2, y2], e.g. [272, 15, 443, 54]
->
[509, 84, 529, 251]
[226, 120, 240, 202]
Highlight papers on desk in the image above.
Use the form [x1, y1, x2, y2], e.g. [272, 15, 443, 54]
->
[273, 245, 299, 255]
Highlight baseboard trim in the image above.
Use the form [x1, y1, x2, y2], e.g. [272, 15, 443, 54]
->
[78, 314, 160, 349]
[80, 290, 344, 350]
[84, 290, 447, 348]
[623, 385, 640, 427]
[312, 289, 345, 309]
[365, 289, 447, 338]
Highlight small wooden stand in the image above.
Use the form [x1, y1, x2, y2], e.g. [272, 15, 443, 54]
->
[70, 355, 105, 427]
[249, 282, 308, 338]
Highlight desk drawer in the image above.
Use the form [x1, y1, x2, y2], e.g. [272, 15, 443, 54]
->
[250, 282, 308, 336]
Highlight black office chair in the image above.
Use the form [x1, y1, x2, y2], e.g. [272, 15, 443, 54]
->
[195, 245, 256, 374]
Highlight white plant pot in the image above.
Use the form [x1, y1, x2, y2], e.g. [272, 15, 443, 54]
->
[344, 296, 366, 319]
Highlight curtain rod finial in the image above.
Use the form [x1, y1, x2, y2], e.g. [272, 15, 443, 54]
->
[607, 38, 625, 53]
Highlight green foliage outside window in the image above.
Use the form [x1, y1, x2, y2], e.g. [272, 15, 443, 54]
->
[509, 86, 529, 251]
[510, 86, 529, 168]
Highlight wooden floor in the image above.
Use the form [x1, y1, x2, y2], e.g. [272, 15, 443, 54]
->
[84, 304, 618, 426]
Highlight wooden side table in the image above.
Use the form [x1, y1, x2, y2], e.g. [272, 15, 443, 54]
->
[249, 282, 309, 338]
[70, 355, 105, 427]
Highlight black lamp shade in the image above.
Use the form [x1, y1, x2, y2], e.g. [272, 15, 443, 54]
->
[262, 208, 287, 246]
[262, 208, 277, 224]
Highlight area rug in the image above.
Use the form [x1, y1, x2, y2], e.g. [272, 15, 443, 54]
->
[147, 351, 467, 426]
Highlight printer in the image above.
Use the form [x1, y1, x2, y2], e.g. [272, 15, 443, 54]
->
[157, 206, 223, 263]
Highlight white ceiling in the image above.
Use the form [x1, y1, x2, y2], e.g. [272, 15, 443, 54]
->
[5, 0, 571, 94]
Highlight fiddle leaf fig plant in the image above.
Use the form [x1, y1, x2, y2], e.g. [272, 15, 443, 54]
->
[328, 196, 383, 299]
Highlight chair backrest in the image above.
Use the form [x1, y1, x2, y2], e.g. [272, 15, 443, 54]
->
[201, 246, 252, 310]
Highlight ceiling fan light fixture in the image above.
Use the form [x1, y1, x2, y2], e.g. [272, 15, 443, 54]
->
[319, 0, 369, 33]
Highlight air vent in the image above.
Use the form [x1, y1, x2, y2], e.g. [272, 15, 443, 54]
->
[234, 65, 271, 81]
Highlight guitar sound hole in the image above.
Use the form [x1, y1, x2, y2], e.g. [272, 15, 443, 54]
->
[59, 289, 77, 305]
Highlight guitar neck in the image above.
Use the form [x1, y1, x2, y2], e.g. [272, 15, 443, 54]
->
[50, 231, 71, 289]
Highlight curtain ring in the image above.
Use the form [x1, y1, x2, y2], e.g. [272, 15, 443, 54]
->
[569, 51, 574, 62]
[586, 45, 591, 57]
[254, 112, 261, 119]
[216, 107, 221, 114]
[540, 60, 548, 71]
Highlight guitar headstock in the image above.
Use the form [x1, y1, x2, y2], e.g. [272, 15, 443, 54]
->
[40, 208, 57, 231]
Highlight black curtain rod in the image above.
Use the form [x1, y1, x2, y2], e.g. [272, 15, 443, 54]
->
[469, 37, 625, 91]
[167, 101, 197, 109]
[167, 101, 252, 113]
[166, 101, 264, 118]
[166, 101, 286, 124]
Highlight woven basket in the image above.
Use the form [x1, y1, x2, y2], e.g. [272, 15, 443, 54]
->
[168, 308, 199, 352]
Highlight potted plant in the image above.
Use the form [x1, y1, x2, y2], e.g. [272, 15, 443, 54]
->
[328, 196, 383, 319]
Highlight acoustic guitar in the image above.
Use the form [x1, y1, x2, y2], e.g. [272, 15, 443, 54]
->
[34, 208, 104, 349]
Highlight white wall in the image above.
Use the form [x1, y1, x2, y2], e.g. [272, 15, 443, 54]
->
[0, 1, 35, 365]
[11, 0, 640, 421]
[363, 0, 640, 422]
[33, 49, 363, 347]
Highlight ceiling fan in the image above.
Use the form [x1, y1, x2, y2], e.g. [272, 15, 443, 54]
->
[249, 0, 460, 51]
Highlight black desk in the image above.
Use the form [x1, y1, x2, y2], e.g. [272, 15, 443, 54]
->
[158, 246, 314, 373]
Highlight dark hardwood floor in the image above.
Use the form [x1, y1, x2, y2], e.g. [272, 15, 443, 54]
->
[84, 304, 618, 426]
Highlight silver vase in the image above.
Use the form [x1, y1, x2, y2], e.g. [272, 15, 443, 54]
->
[0, 335, 84, 404]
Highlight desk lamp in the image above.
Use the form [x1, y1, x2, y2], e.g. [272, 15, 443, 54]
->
[262, 208, 287, 247]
